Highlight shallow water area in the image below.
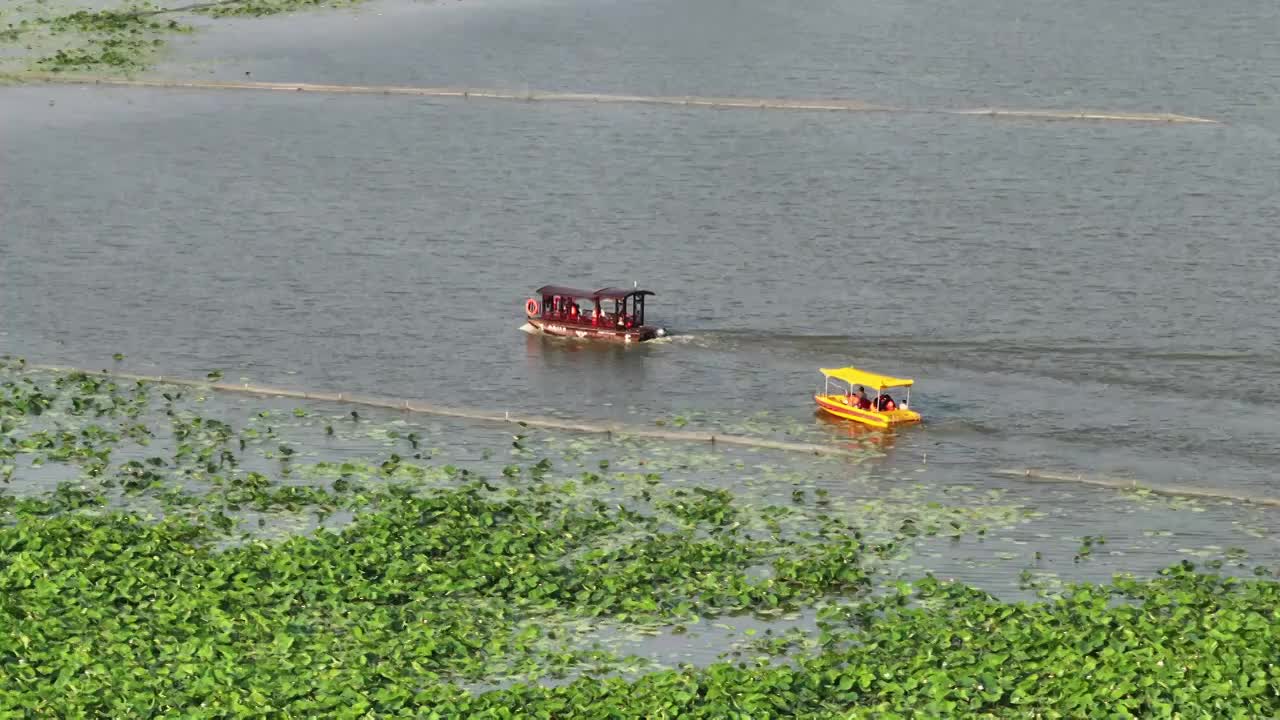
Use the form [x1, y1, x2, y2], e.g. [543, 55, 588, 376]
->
[2, 360, 1280, 711]
[143, 0, 1280, 124]
[5, 79, 1280, 508]
[5, 363, 1275, 599]
[4, 0, 1280, 705]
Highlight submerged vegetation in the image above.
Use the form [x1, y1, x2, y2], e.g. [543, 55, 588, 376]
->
[2, 1, 185, 73]
[1, 356, 1278, 716]
[0, 0, 366, 74]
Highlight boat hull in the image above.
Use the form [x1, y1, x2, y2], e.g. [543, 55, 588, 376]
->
[814, 394, 921, 429]
[526, 317, 658, 343]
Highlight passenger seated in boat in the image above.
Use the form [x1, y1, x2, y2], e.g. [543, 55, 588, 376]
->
[875, 394, 897, 412]
[853, 387, 871, 410]
[569, 303, 580, 321]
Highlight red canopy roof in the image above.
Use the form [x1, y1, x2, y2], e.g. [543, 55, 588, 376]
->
[535, 285, 655, 300]
[594, 287, 655, 300]
[535, 285, 595, 299]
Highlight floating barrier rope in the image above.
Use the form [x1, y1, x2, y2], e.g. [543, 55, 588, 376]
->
[24, 363, 868, 459]
[24, 75, 1222, 125]
[18, 362, 1272, 506]
[991, 468, 1280, 509]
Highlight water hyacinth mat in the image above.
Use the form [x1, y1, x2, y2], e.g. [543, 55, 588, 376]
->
[1, 358, 1278, 717]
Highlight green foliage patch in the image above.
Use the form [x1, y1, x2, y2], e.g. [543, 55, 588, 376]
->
[1, 358, 1277, 716]
[0, 0, 364, 74]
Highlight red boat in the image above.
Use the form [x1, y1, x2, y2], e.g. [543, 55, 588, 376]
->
[523, 285, 666, 343]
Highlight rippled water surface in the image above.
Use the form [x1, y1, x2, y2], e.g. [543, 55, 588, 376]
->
[3, 0, 1279, 586]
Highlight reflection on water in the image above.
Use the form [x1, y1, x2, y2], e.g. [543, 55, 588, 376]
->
[1, 82, 1277, 498]
[523, 331, 654, 415]
[813, 411, 902, 454]
[3, 0, 1280, 538]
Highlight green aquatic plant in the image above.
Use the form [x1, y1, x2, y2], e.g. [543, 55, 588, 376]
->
[1, 498, 1276, 718]
[1, 361, 1278, 716]
[659, 487, 738, 529]
[0, 479, 869, 706]
[1075, 534, 1105, 561]
[14, 3, 192, 73]
[194, 0, 365, 18]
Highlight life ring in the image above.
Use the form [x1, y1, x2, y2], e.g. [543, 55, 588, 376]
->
[525, 298, 539, 316]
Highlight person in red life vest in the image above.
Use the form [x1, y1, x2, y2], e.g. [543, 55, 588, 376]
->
[569, 303, 579, 321]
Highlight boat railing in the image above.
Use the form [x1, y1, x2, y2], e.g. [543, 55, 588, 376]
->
[541, 309, 638, 329]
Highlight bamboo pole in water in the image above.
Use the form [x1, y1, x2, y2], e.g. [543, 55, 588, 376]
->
[21, 75, 1222, 125]
[20, 362, 1273, 506]
[24, 363, 867, 459]
[990, 468, 1280, 508]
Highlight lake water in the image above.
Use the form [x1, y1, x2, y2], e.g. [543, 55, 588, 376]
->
[2, 0, 1278, 582]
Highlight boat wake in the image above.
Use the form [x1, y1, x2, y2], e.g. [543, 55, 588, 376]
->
[645, 332, 697, 345]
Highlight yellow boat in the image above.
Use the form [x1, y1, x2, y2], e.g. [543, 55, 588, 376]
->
[814, 367, 922, 429]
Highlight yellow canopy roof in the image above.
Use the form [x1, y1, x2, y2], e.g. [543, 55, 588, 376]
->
[820, 367, 914, 390]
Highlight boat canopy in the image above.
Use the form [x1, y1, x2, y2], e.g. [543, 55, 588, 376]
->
[535, 285, 654, 301]
[535, 285, 595, 299]
[594, 287, 655, 300]
[820, 367, 914, 390]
